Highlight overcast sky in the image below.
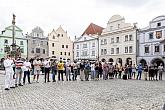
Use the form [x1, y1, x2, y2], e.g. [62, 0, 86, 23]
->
[0, 0, 165, 40]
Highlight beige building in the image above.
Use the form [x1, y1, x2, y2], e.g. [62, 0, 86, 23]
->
[48, 26, 73, 61]
[99, 15, 138, 66]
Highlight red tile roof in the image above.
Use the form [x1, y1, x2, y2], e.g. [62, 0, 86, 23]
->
[82, 23, 104, 36]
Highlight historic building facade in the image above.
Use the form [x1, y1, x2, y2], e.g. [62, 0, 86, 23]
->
[74, 23, 104, 61]
[27, 26, 48, 59]
[0, 25, 27, 59]
[138, 15, 165, 66]
[48, 26, 73, 61]
[99, 15, 137, 66]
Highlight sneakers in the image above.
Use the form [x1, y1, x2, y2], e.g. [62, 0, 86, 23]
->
[15, 84, 18, 87]
[4, 88, 9, 90]
[18, 83, 23, 86]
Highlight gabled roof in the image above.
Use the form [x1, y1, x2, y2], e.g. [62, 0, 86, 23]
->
[82, 23, 104, 36]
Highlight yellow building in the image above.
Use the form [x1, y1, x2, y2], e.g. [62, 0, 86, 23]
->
[48, 26, 73, 61]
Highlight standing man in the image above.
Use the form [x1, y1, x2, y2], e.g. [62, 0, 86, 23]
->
[15, 57, 24, 87]
[65, 59, 71, 81]
[143, 64, 148, 81]
[4, 55, 15, 90]
[80, 61, 85, 81]
[23, 58, 31, 84]
[33, 58, 41, 83]
[158, 63, 164, 80]
[57, 59, 64, 81]
[72, 61, 78, 81]
[43, 58, 51, 83]
[137, 63, 143, 80]
[84, 61, 91, 81]
[51, 59, 57, 82]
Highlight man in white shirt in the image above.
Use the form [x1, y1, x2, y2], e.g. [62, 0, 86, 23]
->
[23, 58, 31, 84]
[33, 58, 41, 83]
[4, 55, 15, 90]
[43, 58, 51, 83]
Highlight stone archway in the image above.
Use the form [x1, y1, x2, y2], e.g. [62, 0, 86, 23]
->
[151, 58, 164, 66]
[109, 58, 114, 63]
[126, 58, 132, 65]
[139, 59, 147, 67]
[101, 58, 106, 62]
[116, 58, 122, 66]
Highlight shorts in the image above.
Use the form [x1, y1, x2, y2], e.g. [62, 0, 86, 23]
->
[15, 68, 22, 74]
[34, 69, 40, 75]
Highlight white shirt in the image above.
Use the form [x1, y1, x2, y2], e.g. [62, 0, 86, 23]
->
[23, 61, 31, 71]
[43, 60, 50, 68]
[91, 64, 95, 71]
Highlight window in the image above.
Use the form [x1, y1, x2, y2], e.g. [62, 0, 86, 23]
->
[129, 35, 133, 41]
[47, 42, 48, 45]
[68, 52, 70, 56]
[53, 35, 55, 39]
[64, 52, 66, 55]
[66, 45, 68, 48]
[118, 24, 120, 29]
[82, 51, 87, 56]
[92, 51, 95, 56]
[36, 48, 40, 53]
[111, 38, 114, 43]
[129, 46, 133, 53]
[155, 45, 159, 52]
[57, 34, 60, 37]
[101, 49, 104, 55]
[20, 48, 24, 53]
[43, 49, 45, 54]
[92, 42, 95, 47]
[125, 47, 128, 53]
[157, 22, 161, 27]
[83, 44, 87, 48]
[116, 48, 119, 54]
[156, 31, 162, 39]
[104, 49, 107, 55]
[111, 48, 114, 54]
[33, 40, 36, 44]
[52, 43, 55, 47]
[52, 51, 54, 55]
[110, 26, 113, 30]
[60, 52, 62, 55]
[37, 34, 39, 37]
[164, 45, 165, 52]
[104, 39, 107, 44]
[101, 40, 104, 45]
[31, 48, 34, 53]
[77, 45, 79, 49]
[4, 39, 8, 44]
[84, 37, 86, 40]
[76, 52, 79, 57]
[149, 33, 153, 39]
[41, 41, 43, 45]
[116, 37, 119, 43]
[61, 34, 63, 37]
[145, 46, 149, 53]
[125, 35, 128, 41]
[62, 45, 64, 48]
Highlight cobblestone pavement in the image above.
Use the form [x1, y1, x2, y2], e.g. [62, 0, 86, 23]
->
[0, 72, 165, 110]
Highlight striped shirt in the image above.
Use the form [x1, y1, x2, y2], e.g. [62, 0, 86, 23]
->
[15, 60, 24, 69]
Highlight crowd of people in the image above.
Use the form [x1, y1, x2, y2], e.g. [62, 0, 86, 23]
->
[3, 55, 164, 90]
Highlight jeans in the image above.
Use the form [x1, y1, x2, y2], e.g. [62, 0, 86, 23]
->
[45, 68, 50, 83]
[66, 69, 71, 81]
[73, 69, 77, 81]
[15, 68, 23, 84]
[137, 71, 142, 80]
[23, 70, 30, 84]
[58, 70, 64, 81]
[52, 69, 57, 81]
[91, 70, 95, 80]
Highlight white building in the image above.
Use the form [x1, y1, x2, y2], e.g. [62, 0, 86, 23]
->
[48, 26, 73, 61]
[99, 15, 137, 66]
[74, 23, 104, 61]
[138, 15, 165, 66]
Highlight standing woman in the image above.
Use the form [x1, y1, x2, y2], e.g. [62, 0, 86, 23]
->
[158, 63, 164, 80]
[80, 61, 85, 81]
[95, 62, 99, 80]
[98, 62, 103, 80]
[91, 62, 95, 80]
[118, 65, 123, 79]
[103, 62, 109, 80]
[154, 63, 158, 81]
[51, 59, 57, 82]
[143, 64, 148, 81]
[132, 64, 136, 79]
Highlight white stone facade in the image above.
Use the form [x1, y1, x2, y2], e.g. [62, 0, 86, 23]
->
[138, 15, 165, 66]
[99, 15, 137, 66]
[74, 34, 99, 61]
[48, 26, 73, 61]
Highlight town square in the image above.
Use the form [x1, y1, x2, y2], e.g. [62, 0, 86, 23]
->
[0, 0, 165, 110]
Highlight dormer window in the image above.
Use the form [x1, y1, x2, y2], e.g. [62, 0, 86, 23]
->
[118, 24, 120, 29]
[157, 22, 161, 27]
[57, 34, 60, 37]
[53, 35, 55, 39]
[84, 37, 86, 40]
[61, 34, 63, 37]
